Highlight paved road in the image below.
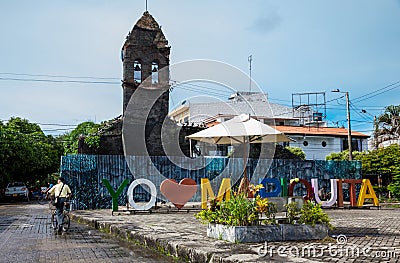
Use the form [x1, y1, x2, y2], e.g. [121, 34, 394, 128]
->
[0, 202, 181, 263]
[72, 206, 400, 262]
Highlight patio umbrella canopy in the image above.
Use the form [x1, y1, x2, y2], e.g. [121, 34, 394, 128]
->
[186, 114, 293, 195]
[187, 114, 292, 145]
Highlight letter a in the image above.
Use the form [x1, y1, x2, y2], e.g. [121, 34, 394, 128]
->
[357, 179, 379, 207]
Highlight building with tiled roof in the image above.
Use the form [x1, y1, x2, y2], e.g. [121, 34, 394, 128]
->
[169, 92, 369, 159]
[169, 92, 313, 127]
[274, 126, 369, 160]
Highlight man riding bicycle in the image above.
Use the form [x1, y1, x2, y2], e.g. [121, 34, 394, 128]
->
[48, 177, 72, 234]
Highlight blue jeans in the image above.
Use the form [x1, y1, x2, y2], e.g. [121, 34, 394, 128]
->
[56, 197, 66, 227]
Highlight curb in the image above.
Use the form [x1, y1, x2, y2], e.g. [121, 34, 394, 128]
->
[70, 213, 247, 263]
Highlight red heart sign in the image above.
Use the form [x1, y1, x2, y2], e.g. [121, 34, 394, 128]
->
[160, 178, 197, 209]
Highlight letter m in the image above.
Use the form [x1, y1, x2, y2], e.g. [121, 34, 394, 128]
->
[200, 178, 231, 209]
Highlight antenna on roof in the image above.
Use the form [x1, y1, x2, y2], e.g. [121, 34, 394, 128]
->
[145, 0, 148, 11]
[248, 55, 253, 92]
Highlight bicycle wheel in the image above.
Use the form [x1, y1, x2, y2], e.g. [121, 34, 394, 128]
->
[51, 212, 58, 230]
[62, 213, 70, 232]
[37, 195, 47, 205]
[51, 212, 70, 232]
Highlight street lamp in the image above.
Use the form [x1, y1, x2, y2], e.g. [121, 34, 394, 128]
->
[332, 89, 353, 161]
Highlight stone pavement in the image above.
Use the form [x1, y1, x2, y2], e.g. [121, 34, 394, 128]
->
[0, 203, 182, 263]
[70, 206, 400, 263]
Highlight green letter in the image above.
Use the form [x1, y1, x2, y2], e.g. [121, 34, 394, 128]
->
[102, 179, 129, 212]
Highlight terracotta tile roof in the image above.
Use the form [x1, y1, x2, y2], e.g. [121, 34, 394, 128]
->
[273, 126, 370, 138]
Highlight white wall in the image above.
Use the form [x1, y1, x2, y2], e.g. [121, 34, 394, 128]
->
[288, 136, 341, 160]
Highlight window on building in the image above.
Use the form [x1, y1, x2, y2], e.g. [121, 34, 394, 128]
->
[263, 119, 274, 126]
[342, 138, 360, 151]
[151, 61, 159, 84]
[134, 60, 142, 83]
[303, 141, 309, 147]
[322, 141, 327, 147]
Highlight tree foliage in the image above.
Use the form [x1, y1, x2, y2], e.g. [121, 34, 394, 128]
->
[377, 105, 400, 135]
[284, 146, 306, 160]
[373, 105, 400, 148]
[325, 145, 400, 197]
[59, 121, 100, 155]
[0, 117, 63, 188]
[325, 150, 363, 161]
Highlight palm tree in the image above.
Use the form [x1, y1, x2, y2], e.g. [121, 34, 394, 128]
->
[375, 105, 400, 147]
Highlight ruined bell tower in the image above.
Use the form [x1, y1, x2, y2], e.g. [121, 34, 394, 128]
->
[121, 12, 171, 156]
[78, 11, 202, 156]
[121, 11, 170, 115]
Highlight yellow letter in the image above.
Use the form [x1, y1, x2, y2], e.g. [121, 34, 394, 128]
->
[201, 178, 231, 209]
[357, 179, 379, 207]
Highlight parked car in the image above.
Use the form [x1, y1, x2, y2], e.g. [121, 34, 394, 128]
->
[5, 182, 29, 201]
[29, 187, 42, 200]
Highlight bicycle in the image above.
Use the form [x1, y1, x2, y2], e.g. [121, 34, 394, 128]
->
[50, 199, 71, 233]
[37, 192, 49, 205]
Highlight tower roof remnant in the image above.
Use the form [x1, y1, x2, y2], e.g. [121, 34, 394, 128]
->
[125, 11, 168, 48]
[134, 11, 160, 31]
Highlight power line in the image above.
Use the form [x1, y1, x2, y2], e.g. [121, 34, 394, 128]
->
[170, 81, 232, 99]
[352, 81, 400, 103]
[326, 95, 345, 104]
[350, 103, 372, 123]
[170, 79, 233, 96]
[0, 77, 120, 85]
[0, 72, 120, 80]
[42, 128, 74, 132]
[36, 123, 77, 127]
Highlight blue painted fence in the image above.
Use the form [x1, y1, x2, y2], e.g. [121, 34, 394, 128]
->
[60, 155, 362, 210]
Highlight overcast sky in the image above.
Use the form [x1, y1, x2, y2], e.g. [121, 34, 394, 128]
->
[0, 0, 399, 135]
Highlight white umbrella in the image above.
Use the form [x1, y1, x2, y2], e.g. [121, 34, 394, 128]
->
[187, 114, 292, 145]
[187, 114, 293, 195]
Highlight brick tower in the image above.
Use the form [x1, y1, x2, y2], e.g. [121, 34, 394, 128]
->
[121, 12, 171, 156]
[121, 11, 170, 115]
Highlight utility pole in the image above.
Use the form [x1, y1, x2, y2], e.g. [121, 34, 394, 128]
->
[332, 89, 353, 161]
[345, 91, 353, 160]
[248, 55, 252, 92]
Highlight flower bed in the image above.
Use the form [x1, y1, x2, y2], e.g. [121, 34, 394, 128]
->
[195, 185, 333, 243]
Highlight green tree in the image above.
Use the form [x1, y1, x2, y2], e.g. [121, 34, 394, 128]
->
[326, 145, 400, 198]
[59, 121, 100, 155]
[373, 105, 400, 148]
[325, 150, 363, 161]
[377, 105, 400, 134]
[0, 117, 63, 188]
[285, 146, 306, 160]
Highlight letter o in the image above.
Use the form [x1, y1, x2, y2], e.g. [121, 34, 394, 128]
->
[288, 178, 313, 201]
[127, 179, 157, 210]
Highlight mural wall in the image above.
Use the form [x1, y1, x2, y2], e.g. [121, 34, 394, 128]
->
[60, 155, 362, 210]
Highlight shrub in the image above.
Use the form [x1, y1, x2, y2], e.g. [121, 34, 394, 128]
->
[195, 194, 276, 226]
[298, 201, 333, 229]
[284, 202, 300, 224]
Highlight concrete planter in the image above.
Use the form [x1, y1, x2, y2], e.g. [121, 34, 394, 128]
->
[207, 223, 328, 243]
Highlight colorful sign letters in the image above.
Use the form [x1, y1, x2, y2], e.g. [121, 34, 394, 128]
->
[103, 177, 379, 212]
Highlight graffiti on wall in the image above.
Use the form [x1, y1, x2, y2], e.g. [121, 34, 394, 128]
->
[60, 155, 362, 210]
